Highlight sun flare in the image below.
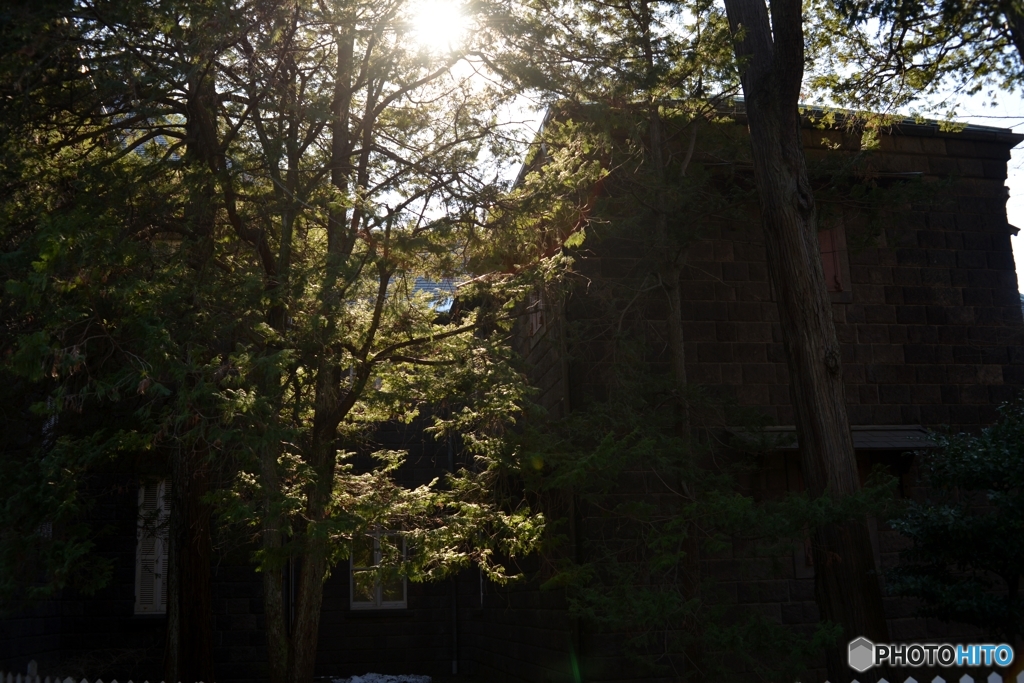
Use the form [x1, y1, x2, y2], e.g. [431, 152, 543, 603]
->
[407, 0, 469, 52]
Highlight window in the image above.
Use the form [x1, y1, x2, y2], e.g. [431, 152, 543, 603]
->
[818, 224, 851, 301]
[527, 290, 546, 340]
[350, 532, 407, 610]
[765, 224, 852, 304]
[135, 479, 169, 615]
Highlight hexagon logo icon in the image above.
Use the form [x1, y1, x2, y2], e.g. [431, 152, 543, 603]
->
[848, 637, 875, 673]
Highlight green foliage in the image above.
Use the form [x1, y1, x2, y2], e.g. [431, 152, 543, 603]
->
[500, 0, 738, 104]
[805, 0, 1022, 118]
[515, 318, 863, 681]
[0, 139, 180, 610]
[886, 401, 1024, 640]
[0, 0, 556, 630]
[807, 141, 957, 252]
[0, 395, 115, 612]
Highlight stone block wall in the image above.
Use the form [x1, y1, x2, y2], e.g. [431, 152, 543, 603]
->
[467, 119, 1024, 683]
[556, 118, 1024, 430]
[464, 557, 578, 683]
[663, 121, 1024, 430]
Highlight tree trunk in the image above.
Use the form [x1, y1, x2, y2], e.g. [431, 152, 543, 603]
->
[287, 427, 337, 683]
[257, 31, 357, 683]
[285, 352, 352, 683]
[289, 535, 328, 683]
[643, 98, 689, 428]
[262, 440, 290, 683]
[720, 0, 890, 678]
[640, 68, 704, 683]
[258, 415, 336, 683]
[163, 69, 220, 681]
[1001, 2, 1024, 67]
[164, 447, 214, 683]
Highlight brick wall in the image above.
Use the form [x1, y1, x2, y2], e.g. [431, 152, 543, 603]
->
[668, 121, 1023, 429]
[471, 117, 1024, 683]
[560, 119, 1023, 430]
[465, 556, 578, 683]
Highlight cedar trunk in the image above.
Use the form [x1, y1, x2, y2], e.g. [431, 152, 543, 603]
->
[287, 376, 344, 683]
[720, 0, 890, 678]
[262, 439, 289, 683]
[258, 32, 358, 683]
[163, 71, 220, 681]
[164, 448, 214, 683]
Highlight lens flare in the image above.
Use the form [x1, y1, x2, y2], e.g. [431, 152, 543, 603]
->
[407, 0, 469, 52]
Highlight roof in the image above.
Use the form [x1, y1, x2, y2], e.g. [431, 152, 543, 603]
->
[515, 99, 1023, 187]
[531, 98, 1024, 146]
[412, 277, 456, 298]
[730, 424, 936, 451]
[726, 98, 1024, 146]
[412, 277, 456, 311]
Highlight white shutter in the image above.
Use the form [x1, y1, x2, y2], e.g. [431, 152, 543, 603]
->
[156, 479, 169, 613]
[135, 479, 169, 615]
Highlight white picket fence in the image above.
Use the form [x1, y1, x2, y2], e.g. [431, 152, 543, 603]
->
[5, 665, 1024, 683]
[1, 677, 185, 683]
[835, 675, 1024, 683]
[1, 675, 207, 683]
[0, 663, 207, 683]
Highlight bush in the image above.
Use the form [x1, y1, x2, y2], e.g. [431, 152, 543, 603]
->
[886, 401, 1024, 641]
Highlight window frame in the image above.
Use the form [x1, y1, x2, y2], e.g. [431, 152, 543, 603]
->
[818, 222, 853, 303]
[526, 289, 547, 344]
[349, 531, 408, 611]
[765, 223, 853, 304]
